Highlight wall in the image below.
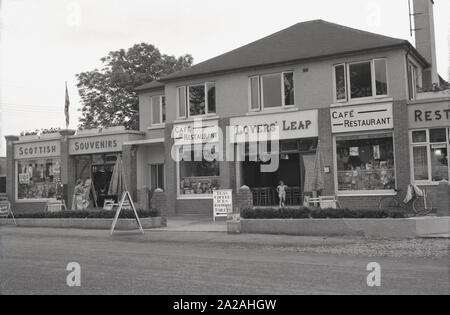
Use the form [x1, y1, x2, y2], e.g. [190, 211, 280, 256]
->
[139, 89, 165, 132]
[136, 143, 165, 190]
[162, 49, 410, 123]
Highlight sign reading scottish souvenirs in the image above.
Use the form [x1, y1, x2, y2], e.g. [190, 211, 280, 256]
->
[330, 103, 393, 133]
[14, 141, 61, 159]
[69, 134, 129, 155]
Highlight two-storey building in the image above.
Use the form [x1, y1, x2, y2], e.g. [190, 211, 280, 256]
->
[135, 13, 448, 216]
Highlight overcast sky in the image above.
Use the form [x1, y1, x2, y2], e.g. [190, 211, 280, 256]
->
[0, 0, 449, 156]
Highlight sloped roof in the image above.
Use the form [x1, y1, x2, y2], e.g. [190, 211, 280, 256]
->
[161, 19, 427, 82]
[135, 80, 164, 92]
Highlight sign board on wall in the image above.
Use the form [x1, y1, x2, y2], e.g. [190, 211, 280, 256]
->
[213, 189, 233, 221]
[408, 102, 450, 129]
[330, 103, 393, 134]
[14, 141, 61, 160]
[229, 110, 318, 143]
[173, 120, 219, 146]
[69, 134, 129, 155]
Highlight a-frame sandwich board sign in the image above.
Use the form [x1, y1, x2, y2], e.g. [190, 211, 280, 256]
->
[110, 191, 144, 235]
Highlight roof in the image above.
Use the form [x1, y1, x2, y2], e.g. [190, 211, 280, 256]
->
[135, 80, 164, 92]
[161, 19, 428, 82]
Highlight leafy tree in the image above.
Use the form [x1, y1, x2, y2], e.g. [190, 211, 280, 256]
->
[76, 43, 193, 130]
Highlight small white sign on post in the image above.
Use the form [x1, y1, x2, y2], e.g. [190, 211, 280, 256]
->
[213, 189, 233, 221]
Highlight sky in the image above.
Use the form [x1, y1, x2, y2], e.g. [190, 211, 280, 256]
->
[0, 0, 449, 156]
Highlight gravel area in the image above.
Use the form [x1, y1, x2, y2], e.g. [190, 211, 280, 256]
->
[276, 238, 450, 260]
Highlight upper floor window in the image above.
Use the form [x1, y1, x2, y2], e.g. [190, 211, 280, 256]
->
[151, 95, 166, 125]
[333, 59, 388, 102]
[250, 72, 295, 111]
[407, 62, 418, 100]
[177, 83, 216, 118]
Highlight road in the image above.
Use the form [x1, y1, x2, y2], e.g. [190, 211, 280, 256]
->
[0, 226, 448, 295]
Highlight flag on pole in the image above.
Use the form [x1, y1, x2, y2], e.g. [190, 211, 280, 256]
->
[64, 82, 70, 128]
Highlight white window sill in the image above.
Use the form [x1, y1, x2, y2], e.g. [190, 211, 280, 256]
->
[331, 97, 393, 108]
[246, 106, 298, 116]
[15, 198, 57, 203]
[177, 195, 213, 200]
[337, 190, 397, 197]
[412, 181, 442, 187]
[147, 124, 166, 130]
[174, 115, 219, 124]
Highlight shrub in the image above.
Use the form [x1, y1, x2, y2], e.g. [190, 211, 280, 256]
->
[11, 209, 158, 219]
[240, 207, 405, 219]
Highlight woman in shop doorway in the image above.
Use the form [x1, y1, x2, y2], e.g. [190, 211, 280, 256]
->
[73, 179, 87, 211]
[277, 180, 288, 209]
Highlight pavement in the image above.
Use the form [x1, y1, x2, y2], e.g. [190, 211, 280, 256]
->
[0, 224, 449, 295]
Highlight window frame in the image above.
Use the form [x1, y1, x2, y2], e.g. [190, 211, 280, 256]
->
[177, 86, 187, 119]
[149, 163, 165, 191]
[410, 128, 450, 185]
[187, 82, 216, 118]
[333, 131, 398, 196]
[333, 59, 389, 103]
[150, 95, 166, 126]
[249, 71, 295, 111]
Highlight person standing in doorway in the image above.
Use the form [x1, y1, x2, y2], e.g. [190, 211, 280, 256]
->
[277, 180, 288, 208]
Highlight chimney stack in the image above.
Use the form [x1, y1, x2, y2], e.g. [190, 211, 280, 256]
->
[413, 0, 440, 88]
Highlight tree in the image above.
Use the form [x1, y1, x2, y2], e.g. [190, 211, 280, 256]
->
[76, 43, 193, 130]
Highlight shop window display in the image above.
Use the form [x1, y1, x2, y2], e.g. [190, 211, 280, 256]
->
[336, 136, 395, 191]
[17, 159, 61, 200]
[178, 145, 220, 195]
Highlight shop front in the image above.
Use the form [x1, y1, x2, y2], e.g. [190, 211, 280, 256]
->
[7, 136, 63, 212]
[67, 128, 143, 209]
[230, 110, 319, 206]
[407, 99, 450, 203]
[330, 102, 397, 206]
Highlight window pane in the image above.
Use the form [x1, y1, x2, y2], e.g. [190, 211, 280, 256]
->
[407, 64, 417, 100]
[412, 130, 427, 143]
[431, 146, 449, 181]
[150, 165, 157, 191]
[250, 77, 260, 110]
[375, 59, 388, 96]
[189, 85, 206, 116]
[336, 137, 395, 191]
[17, 159, 61, 200]
[178, 87, 186, 117]
[206, 83, 216, 114]
[262, 74, 282, 108]
[179, 145, 220, 195]
[158, 165, 165, 189]
[430, 128, 446, 143]
[413, 146, 429, 181]
[161, 96, 166, 123]
[283, 72, 295, 106]
[349, 62, 373, 99]
[151, 96, 161, 124]
[334, 65, 347, 101]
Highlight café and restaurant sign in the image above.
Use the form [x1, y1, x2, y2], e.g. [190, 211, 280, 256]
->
[408, 101, 450, 129]
[229, 110, 318, 143]
[14, 140, 61, 159]
[330, 103, 393, 134]
[69, 134, 129, 155]
[173, 120, 219, 146]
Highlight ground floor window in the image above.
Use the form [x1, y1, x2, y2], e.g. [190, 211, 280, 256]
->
[336, 133, 395, 192]
[17, 158, 61, 200]
[0, 176, 6, 194]
[410, 128, 449, 183]
[150, 164, 165, 191]
[178, 145, 220, 196]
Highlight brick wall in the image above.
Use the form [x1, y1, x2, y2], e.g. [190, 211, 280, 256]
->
[318, 108, 335, 195]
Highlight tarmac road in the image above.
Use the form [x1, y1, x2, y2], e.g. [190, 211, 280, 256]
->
[0, 227, 448, 295]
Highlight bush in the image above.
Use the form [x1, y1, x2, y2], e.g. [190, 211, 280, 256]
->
[240, 207, 405, 219]
[12, 209, 158, 219]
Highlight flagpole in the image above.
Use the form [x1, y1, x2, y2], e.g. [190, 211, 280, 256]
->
[65, 81, 70, 129]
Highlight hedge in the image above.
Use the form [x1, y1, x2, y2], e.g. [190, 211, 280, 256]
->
[10, 209, 158, 219]
[241, 207, 406, 219]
